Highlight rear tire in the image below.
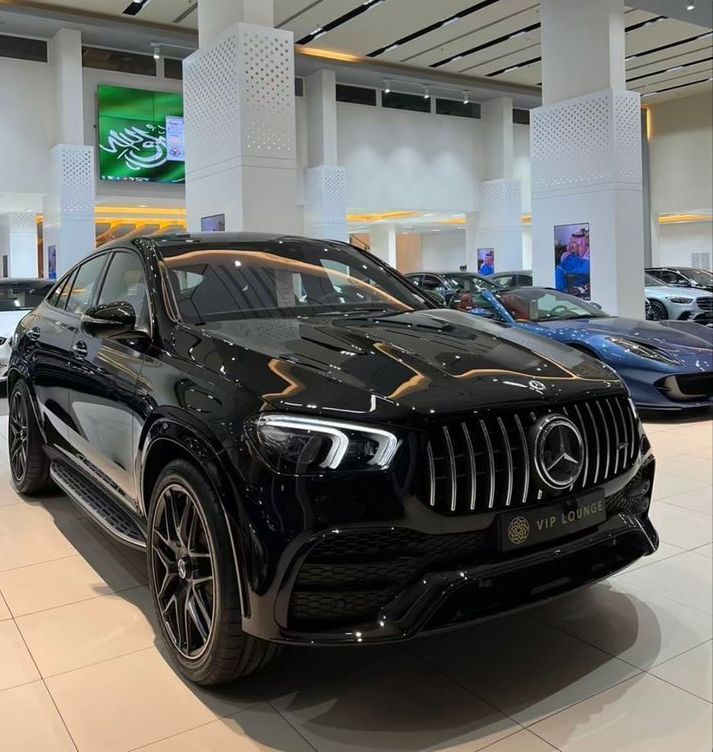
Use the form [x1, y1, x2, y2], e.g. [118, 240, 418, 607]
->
[146, 459, 279, 685]
[8, 379, 52, 495]
[647, 300, 668, 321]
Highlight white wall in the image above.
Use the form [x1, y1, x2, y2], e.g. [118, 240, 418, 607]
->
[648, 91, 713, 215]
[656, 221, 713, 269]
[0, 58, 56, 195]
[513, 123, 531, 214]
[337, 102, 483, 213]
[421, 230, 467, 270]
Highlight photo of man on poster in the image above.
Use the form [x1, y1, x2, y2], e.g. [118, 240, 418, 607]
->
[554, 224, 590, 299]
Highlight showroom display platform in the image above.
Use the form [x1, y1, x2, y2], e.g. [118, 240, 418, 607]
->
[0, 408, 710, 752]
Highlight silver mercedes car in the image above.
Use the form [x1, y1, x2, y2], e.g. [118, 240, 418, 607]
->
[644, 273, 713, 324]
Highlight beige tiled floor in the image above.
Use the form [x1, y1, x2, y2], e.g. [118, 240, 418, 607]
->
[0, 409, 710, 752]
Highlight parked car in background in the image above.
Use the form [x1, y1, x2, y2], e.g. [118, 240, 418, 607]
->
[460, 286, 713, 411]
[644, 273, 713, 323]
[490, 270, 533, 289]
[405, 271, 499, 307]
[646, 267, 713, 293]
[8, 234, 657, 684]
[489, 270, 713, 326]
[0, 279, 53, 381]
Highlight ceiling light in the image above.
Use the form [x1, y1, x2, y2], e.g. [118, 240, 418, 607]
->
[151, 43, 160, 60]
[383, 80, 391, 94]
[442, 16, 459, 27]
[311, 27, 325, 39]
[504, 66, 520, 73]
[686, 2, 695, 10]
[463, 91, 470, 104]
[384, 44, 399, 52]
[667, 65, 684, 72]
[423, 88, 430, 99]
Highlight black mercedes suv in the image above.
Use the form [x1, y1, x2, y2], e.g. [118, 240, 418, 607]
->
[8, 234, 658, 685]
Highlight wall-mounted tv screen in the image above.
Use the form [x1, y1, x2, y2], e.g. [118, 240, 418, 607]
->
[98, 85, 185, 184]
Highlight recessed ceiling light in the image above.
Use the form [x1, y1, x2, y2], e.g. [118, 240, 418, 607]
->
[686, 2, 695, 10]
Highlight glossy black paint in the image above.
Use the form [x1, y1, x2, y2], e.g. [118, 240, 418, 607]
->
[9, 233, 658, 645]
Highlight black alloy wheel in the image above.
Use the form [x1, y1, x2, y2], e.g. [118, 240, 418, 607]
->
[9, 389, 28, 483]
[151, 482, 216, 659]
[647, 299, 668, 321]
[8, 380, 52, 495]
[147, 459, 279, 684]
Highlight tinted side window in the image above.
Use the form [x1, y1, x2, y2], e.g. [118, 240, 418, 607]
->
[65, 256, 107, 315]
[98, 252, 150, 330]
[421, 275, 443, 291]
[48, 276, 70, 307]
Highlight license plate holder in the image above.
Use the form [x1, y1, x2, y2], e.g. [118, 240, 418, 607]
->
[498, 490, 606, 552]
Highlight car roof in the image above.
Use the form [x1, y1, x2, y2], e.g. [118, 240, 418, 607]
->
[100, 232, 346, 253]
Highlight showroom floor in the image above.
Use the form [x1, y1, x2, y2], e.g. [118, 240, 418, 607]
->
[0, 408, 710, 752]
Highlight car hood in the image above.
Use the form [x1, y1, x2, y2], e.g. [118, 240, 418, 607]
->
[646, 284, 712, 299]
[534, 316, 713, 350]
[187, 309, 622, 422]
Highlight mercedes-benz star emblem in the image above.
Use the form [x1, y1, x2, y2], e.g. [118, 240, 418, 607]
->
[507, 516, 530, 545]
[531, 414, 584, 490]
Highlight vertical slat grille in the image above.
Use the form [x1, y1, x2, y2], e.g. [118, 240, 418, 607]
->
[421, 395, 640, 515]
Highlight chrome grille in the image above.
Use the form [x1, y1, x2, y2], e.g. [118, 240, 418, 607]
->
[696, 297, 713, 311]
[421, 396, 640, 515]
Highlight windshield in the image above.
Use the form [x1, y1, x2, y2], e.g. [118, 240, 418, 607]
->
[644, 274, 664, 287]
[443, 274, 499, 293]
[0, 282, 52, 312]
[682, 268, 713, 285]
[495, 288, 610, 322]
[158, 240, 430, 324]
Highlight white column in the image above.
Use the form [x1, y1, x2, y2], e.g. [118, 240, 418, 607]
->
[0, 214, 39, 277]
[304, 69, 347, 241]
[468, 97, 522, 273]
[184, 0, 299, 234]
[43, 28, 95, 277]
[370, 225, 397, 267]
[531, 0, 644, 317]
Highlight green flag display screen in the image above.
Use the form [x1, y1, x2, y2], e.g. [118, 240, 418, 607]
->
[98, 85, 185, 184]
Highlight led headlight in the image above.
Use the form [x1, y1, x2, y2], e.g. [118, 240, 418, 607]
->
[248, 414, 399, 475]
[606, 336, 679, 365]
[666, 296, 694, 304]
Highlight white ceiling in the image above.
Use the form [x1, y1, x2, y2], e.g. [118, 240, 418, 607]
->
[0, 0, 710, 102]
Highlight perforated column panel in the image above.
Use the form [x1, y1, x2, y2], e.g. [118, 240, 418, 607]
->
[304, 166, 347, 227]
[478, 179, 522, 229]
[239, 26, 295, 159]
[531, 90, 642, 193]
[53, 145, 95, 216]
[7, 213, 38, 233]
[183, 34, 240, 171]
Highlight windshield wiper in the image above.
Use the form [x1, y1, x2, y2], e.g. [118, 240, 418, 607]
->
[313, 307, 396, 317]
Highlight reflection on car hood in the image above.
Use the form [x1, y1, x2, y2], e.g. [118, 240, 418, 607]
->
[646, 284, 711, 300]
[190, 309, 622, 421]
[534, 316, 713, 350]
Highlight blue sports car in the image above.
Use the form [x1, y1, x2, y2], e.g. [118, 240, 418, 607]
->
[460, 286, 713, 411]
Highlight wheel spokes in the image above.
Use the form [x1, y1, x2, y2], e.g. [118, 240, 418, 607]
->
[152, 483, 216, 659]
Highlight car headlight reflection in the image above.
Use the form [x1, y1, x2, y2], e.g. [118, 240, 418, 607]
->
[606, 336, 679, 365]
[248, 414, 399, 475]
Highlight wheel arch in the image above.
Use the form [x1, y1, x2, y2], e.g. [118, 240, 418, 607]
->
[140, 422, 250, 617]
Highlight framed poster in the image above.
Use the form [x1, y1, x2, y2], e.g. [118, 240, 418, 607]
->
[554, 224, 590, 300]
[201, 214, 226, 232]
[477, 248, 495, 276]
[48, 245, 57, 281]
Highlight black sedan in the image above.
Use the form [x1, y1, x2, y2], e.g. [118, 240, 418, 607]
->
[8, 234, 658, 685]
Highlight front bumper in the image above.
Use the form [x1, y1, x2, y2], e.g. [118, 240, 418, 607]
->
[238, 458, 657, 646]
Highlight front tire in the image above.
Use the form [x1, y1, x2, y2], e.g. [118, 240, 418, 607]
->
[8, 379, 52, 495]
[647, 299, 668, 321]
[146, 459, 278, 685]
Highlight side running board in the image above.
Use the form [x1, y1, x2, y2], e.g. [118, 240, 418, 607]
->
[50, 461, 146, 550]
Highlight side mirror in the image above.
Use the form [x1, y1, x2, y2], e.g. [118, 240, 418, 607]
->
[82, 301, 136, 334]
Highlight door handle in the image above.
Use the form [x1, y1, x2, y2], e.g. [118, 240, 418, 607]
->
[27, 326, 41, 341]
[72, 341, 88, 360]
